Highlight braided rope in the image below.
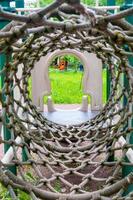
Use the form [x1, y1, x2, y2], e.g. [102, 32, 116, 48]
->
[0, 1, 133, 199]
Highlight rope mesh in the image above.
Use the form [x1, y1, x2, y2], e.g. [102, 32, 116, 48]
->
[0, 1, 133, 199]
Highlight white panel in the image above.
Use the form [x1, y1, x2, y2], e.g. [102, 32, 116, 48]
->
[83, 52, 103, 110]
[32, 49, 103, 111]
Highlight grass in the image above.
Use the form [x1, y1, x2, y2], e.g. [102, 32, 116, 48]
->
[0, 172, 37, 200]
[0, 183, 31, 200]
[29, 68, 107, 104]
[48, 70, 83, 104]
[43, 69, 107, 104]
[54, 180, 62, 192]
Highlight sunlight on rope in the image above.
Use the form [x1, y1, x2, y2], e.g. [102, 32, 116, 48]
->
[0, 1, 133, 199]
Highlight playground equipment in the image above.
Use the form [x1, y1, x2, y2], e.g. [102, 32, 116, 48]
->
[58, 59, 66, 70]
[32, 49, 102, 115]
[0, 0, 133, 199]
[32, 49, 103, 124]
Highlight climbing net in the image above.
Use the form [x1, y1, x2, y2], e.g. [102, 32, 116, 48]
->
[0, 0, 133, 199]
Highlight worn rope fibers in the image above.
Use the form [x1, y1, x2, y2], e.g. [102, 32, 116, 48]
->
[0, 1, 133, 199]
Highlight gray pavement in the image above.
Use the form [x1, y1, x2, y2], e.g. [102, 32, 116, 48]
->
[43, 104, 99, 125]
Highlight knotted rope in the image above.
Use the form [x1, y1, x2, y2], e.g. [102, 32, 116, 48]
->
[0, 1, 133, 199]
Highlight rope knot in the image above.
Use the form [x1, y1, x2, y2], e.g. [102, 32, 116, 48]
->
[92, 193, 101, 200]
[114, 31, 125, 45]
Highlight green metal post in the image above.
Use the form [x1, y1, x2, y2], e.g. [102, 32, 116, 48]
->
[0, 1, 16, 174]
[121, 0, 133, 195]
[106, 0, 115, 100]
[106, 0, 116, 162]
[15, 0, 24, 9]
[15, 0, 27, 162]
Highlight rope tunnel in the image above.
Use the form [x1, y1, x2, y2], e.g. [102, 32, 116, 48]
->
[0, 1, 133, 199]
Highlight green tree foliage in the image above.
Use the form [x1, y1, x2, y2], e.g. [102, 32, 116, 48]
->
[116, 0, 125, 5]
[81, 0, 124, 6]
[51, 55, 80, 71]
[39, 0, 53, 7]
[38, 0, 125, 7]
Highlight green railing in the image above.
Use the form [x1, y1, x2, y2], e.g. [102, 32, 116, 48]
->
[120, 0, 133, 195]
